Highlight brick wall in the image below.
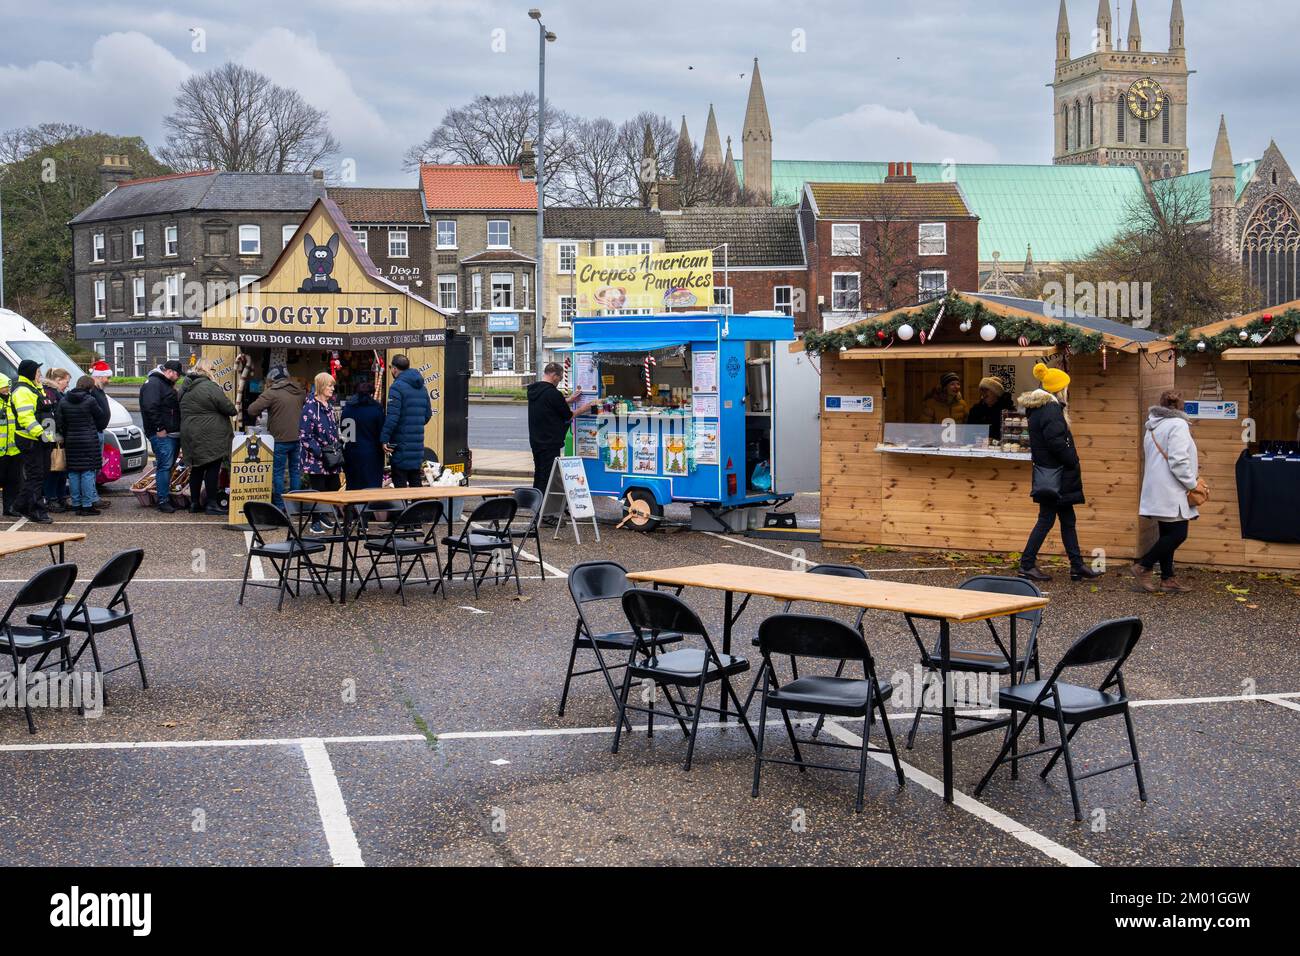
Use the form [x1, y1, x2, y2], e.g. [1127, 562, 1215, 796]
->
[713, 268, 809, 328]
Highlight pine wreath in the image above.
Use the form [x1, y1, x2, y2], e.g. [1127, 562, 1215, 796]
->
[1172, 308, 1300, 355]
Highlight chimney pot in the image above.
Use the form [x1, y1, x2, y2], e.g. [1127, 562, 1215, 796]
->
[312, 169, 324, 180]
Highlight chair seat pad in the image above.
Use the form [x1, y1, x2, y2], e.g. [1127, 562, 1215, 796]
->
[578, 629, 682, 650]
[1000, 680, 1126, 720]
[442, 533, 510, 550]
[364, 539, 438, 556]
[27, 606, 131, 630]
[767, 675, 892, 718]
[921, 647, 1029, 672]
[629, 648, 748, 684]
[253, 541, 326, 557]
[1, 625, 69, 651]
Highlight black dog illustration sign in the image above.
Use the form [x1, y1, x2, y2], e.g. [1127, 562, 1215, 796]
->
[300, 233, 341, 293]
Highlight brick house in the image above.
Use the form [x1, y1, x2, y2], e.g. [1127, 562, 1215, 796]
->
[69, 158, 325, 373]
[327, 187, 430, 297]
[419, 163, 538, 387]
[663, 206, 809, 328]
[541, 207, 668, 357]
[799, 165, 979, 329]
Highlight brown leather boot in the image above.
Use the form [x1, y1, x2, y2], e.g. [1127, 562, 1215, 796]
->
[1131, 563, 1158, 593]
[1161, 576, 1191, 593]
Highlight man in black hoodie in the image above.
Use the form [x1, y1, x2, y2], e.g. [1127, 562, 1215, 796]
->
[139, 361, 184, 513]
[526, 362, 596, 493]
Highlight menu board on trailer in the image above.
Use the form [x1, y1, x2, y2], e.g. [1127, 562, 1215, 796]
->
[692, 393, 719, 418]
[694, 425, 719, 465]
[573, 352, 598, 394]
[632, 432, 659, 474]
[574, 420, 600, 458]
[693, 350, 719, 393]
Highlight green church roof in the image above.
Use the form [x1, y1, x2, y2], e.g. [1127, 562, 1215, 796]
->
[1153, 161, 1254, 223]
[738, 159, 1152, 263]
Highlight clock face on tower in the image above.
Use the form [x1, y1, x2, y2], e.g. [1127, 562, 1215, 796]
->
[1126, 78, 1166, 120]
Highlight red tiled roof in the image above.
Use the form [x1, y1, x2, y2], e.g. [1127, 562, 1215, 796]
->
[808, 181, 975, 219]
[328, 187, 426, 224]
[420, 164, 537, 210]
[118, 169, 216, 188]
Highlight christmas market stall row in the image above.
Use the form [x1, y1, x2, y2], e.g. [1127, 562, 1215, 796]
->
[1172, 300, 1300, 569]
[182, 197, 470, 522]
[796, 291, 1173, 563]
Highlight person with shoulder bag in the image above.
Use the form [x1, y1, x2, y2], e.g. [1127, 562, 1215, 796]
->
[1133, 390, 1205, 594]
[299, 372, 343, 533]
[1017, 363, 1104, 583]
[41, 368, 72, 512]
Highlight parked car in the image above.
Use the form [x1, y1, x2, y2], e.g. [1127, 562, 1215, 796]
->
[0, 309, 148, 480]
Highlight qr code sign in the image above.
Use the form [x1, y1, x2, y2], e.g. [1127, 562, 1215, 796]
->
[989, 364, 1016, 393]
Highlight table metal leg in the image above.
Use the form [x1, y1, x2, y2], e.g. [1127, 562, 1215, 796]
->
[339, 506, 352, 606]
[720, 589, 734, 724]
[941, 619, 953, 803]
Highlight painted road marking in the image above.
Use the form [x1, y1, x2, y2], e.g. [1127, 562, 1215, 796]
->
[699, 532, 987, 575]
[243, 531, 266, 581]
[817, 720, 1095, 867]
[299, 738, 364, 867]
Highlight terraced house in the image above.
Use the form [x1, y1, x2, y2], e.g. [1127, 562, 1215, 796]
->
[69, 157, 325, 372]
[327, 187, 431, 297]
[420, 159, 538, 387]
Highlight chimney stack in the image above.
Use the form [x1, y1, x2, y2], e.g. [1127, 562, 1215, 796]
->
[884, 161, 916, 184]
[98, 154, 133, 195]
[517, 139, 537, 180]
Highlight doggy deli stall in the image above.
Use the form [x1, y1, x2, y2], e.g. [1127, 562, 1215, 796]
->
[797, 292, 1171, 559]
[1172, 301, 1300, 570]
[564, 311, 796, 530]
[184, 197, 470, 489]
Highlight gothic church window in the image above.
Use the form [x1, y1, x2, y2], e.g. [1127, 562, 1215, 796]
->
[1117, 95, 1125, 142]
[1063, 105, 1070, 149]
[1242, 196, 1300, 307]
[1087, 97, 1094, 145]
[1162, 96, 1171, 144]
[1074, 101, 1081, 149]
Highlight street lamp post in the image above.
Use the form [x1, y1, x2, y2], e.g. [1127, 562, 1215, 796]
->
[529, 9, 555, 380]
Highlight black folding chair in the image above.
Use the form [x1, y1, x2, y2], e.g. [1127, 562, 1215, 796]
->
[905, 575, 1046, 750]
[612, 588, 756, 771]
[506, 486, 546, 581]
[27, 548, 146, 706]
[2, 562, 79, 733]
[974, 617, 1147, 821]
[752, 613, 904, 813]
[288, 498, 352, 584]
[741, 563, 869, 719]
[355, 500, 446, 605]
[441, 497, 521, 597]
[239, 502, 335, 611]
[559, 561, 683, 726]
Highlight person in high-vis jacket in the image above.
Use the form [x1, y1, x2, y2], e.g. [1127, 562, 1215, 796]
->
[0, 374, 22, 517]
[11, 358, 51, 523]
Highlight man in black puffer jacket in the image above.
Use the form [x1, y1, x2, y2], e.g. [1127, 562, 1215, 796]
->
[56, 376, 110, 516]
[139, 361, 183, 513]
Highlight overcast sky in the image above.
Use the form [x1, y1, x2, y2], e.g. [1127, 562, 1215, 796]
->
[2, 0, 1296, 186]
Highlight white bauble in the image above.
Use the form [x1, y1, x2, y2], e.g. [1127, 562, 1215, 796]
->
[959, 320, 973, 333]
[897, 324, 915, 341]
[1196, 341, 1207, 352]
[979, 324, 997, 342]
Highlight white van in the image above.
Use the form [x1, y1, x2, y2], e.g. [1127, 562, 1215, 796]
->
[0, 308, 148, 478]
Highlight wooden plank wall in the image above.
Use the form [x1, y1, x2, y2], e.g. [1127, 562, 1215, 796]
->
[1174, 357, 1300, 571]
[821, 351, 1149, 561]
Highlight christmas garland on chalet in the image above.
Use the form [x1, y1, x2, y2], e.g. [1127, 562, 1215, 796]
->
[1172, 308, 1300, 355]
[802, 294, 1105, 356]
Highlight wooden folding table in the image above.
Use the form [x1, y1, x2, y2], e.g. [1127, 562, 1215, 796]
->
[0, 531, 86, 565]
[626, 562, 1049, 803]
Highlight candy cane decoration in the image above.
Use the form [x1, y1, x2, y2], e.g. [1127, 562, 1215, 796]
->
[643, 355, 656, 397]
[563, 356, 571, 389]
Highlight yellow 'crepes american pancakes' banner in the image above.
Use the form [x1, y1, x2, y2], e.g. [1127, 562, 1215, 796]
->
[575, 249, 714, 314]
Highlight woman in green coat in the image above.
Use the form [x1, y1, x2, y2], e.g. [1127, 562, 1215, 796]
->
[179, 359, 236, 515]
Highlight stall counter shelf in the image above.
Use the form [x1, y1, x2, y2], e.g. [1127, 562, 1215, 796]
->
[874, 444, 1032, 461]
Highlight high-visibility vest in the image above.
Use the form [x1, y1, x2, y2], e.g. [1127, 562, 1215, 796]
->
[0, 394, 17, 457]
[12, 377, 45, 442]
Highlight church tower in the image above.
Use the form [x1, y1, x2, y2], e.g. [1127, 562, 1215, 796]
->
[1210, 115, 1238, 259]
[741, 57, 772, 199]
[1052, 0, 1189, 179]
[701, 104, 723, 169]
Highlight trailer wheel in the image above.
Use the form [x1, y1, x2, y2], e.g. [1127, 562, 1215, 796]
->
[622, 489, 664, 532]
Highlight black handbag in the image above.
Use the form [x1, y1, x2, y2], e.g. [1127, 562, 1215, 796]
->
[1031, 464, 1064, 500]
[322, 444, 344, 470]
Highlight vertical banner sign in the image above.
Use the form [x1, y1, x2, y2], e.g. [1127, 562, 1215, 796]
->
[227, 433, 275, 523]
[575, 250, 714, 313]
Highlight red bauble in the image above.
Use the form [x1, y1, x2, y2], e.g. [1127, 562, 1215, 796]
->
[875, 330, 887, 341]
[1263, 314, 1274, 323]
[1017, 335, 1029, 347]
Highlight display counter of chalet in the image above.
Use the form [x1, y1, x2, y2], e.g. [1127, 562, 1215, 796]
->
[797, 292, 1171, 560]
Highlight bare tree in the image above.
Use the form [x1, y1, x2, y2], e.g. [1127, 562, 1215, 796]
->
[159, 63, 339, 173]
[616, 112, 677, 206]
[554, 117, 629, 207]
[851, 190, 922, 312]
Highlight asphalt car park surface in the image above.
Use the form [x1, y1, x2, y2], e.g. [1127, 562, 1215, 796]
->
[0, 481, 1296, 867]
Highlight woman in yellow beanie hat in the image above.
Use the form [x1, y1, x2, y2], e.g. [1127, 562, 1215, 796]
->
[1016, 362, 1102, 583]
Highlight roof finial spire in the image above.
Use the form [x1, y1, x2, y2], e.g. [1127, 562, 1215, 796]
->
[1056, 0, 1071, 62]
[1126, 0, 1141, 51]
[1169, 0, 1185, 52]
[1096, 0, 1112, 51]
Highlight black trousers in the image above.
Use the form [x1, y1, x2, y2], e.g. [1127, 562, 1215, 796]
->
[14, 443, 47, 516]
[1139, 519, 1189, 580]
[1020, 501, 1084, 570]
[1, 454, 21, 514]
[531, 443, 561, 493]
[390, 467, 422, 488]
[307, 473, 341, 492]
[189, 460, 222, 508]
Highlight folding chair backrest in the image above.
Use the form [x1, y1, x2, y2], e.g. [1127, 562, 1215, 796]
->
[83, 549, 145, 605]
[568, 560, 628, 607]
[394, 500, 443, 539]
[782, 563, 869, 620]
[1059, 617, 1143, 672]
[622, 588, 706, 641]
[245, 501, 291, 534]
[758, 613, 870, 665]
[2, 563, 78, 624]
[512, 486, 543, 515]
[960, 575, 1044, 625]
[467, 496, 517, 528]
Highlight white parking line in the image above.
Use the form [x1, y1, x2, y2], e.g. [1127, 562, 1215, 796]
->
[299, 738, 364, 867]
[816, 721, 1097, 867]
[243, 531, 266, 580]
[1262, 695, 1300, 714]
[515, 547, 566, 579]
[5, 517, 27, 532]
[699, 532, 987, 574]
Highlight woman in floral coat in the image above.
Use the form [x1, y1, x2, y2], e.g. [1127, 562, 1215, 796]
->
[299, 372, 342, 532]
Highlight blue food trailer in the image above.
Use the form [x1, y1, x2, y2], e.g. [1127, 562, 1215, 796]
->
[564, 311, 796, 530]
